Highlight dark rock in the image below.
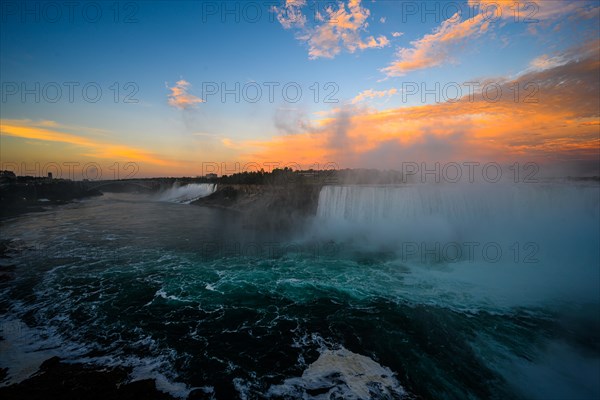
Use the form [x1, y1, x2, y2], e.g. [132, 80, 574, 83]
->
[0, 357, 176, 400]
[187, 388, 216, 399]
[191, 184, 322, 233]
[0, 179, 103, 219]
[0, 367, 8, 384]
[306, 386, 334, 396]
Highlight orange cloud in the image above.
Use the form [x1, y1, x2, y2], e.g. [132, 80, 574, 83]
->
[167, 79, 204, 110]
[236, 42, 600, 173]
[272, 0, 307, 29]
[383, 13, 488, 76]
[351, 88, 398, 104]
[384, 1, 598, 76]
[1, 120, 180, 167]
[274, 0, 389, 59]
[529, 54, 568, 71]
[467, 0, 594, 21]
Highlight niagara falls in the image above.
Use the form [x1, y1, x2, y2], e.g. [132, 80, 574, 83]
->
[1, 1, 599, 399]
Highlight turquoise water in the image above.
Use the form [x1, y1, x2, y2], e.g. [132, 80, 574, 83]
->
[1, 185, 599, 399]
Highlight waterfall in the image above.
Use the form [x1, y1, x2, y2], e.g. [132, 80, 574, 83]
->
[158, 183, 217, 204]
[313, 182, 600, 304]
[314, 183, 599, 263]
[317, 183, 599, 224]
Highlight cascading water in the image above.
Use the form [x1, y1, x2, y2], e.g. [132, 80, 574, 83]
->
[314, 182, 600, 307]
[157, 183, 217, 204]
[315, 182, 599, 245]
[317, 183, 599, 225]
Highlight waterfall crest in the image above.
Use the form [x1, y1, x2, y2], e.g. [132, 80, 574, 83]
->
[314, 183, 599, 258]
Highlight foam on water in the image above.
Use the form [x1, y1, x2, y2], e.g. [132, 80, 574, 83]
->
[0, 316, 88, 385]
[82, 352, 194, 399]
[267, 346, 406, 399]
[0, 313, 194, 399]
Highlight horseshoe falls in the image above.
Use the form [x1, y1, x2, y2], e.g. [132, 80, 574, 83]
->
[313, 183, 600, 309]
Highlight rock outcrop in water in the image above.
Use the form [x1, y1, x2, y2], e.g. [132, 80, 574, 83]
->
[0, 357, 177, 400]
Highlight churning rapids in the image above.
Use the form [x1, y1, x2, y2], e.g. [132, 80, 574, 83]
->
[1, 182, 598, 399]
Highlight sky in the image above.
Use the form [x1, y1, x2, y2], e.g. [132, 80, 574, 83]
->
[1, 0, 599, 179]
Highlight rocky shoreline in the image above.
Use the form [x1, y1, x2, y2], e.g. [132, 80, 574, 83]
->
[0, 356, 218, 400]
[0, 178, 102, 219]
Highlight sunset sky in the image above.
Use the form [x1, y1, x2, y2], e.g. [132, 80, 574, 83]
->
[1, 0, 599, 178]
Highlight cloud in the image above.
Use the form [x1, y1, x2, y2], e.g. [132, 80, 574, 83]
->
[273, 0, 307, 29]
[467, 0, 594, 21]
[351, 88, 398, 104]
[529, 54, 569, 71]
[526, 39, 598, 74]
[167, 79, 204, 110]
[221, 137, 247, 150]
[0, 119, 179, 166]
[237, 41, 599, 173]
[391, 32, 403, 38]
[383, 1, 598, 76]
[273, 107, 314, 134]
[274, 0, 389, 59]
[383, 12, 488, 76]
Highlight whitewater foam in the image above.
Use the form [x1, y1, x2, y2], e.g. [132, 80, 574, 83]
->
[0, 316, 88, 386]
[267, 346, 407, 399]
[0, 314, 194, 399]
